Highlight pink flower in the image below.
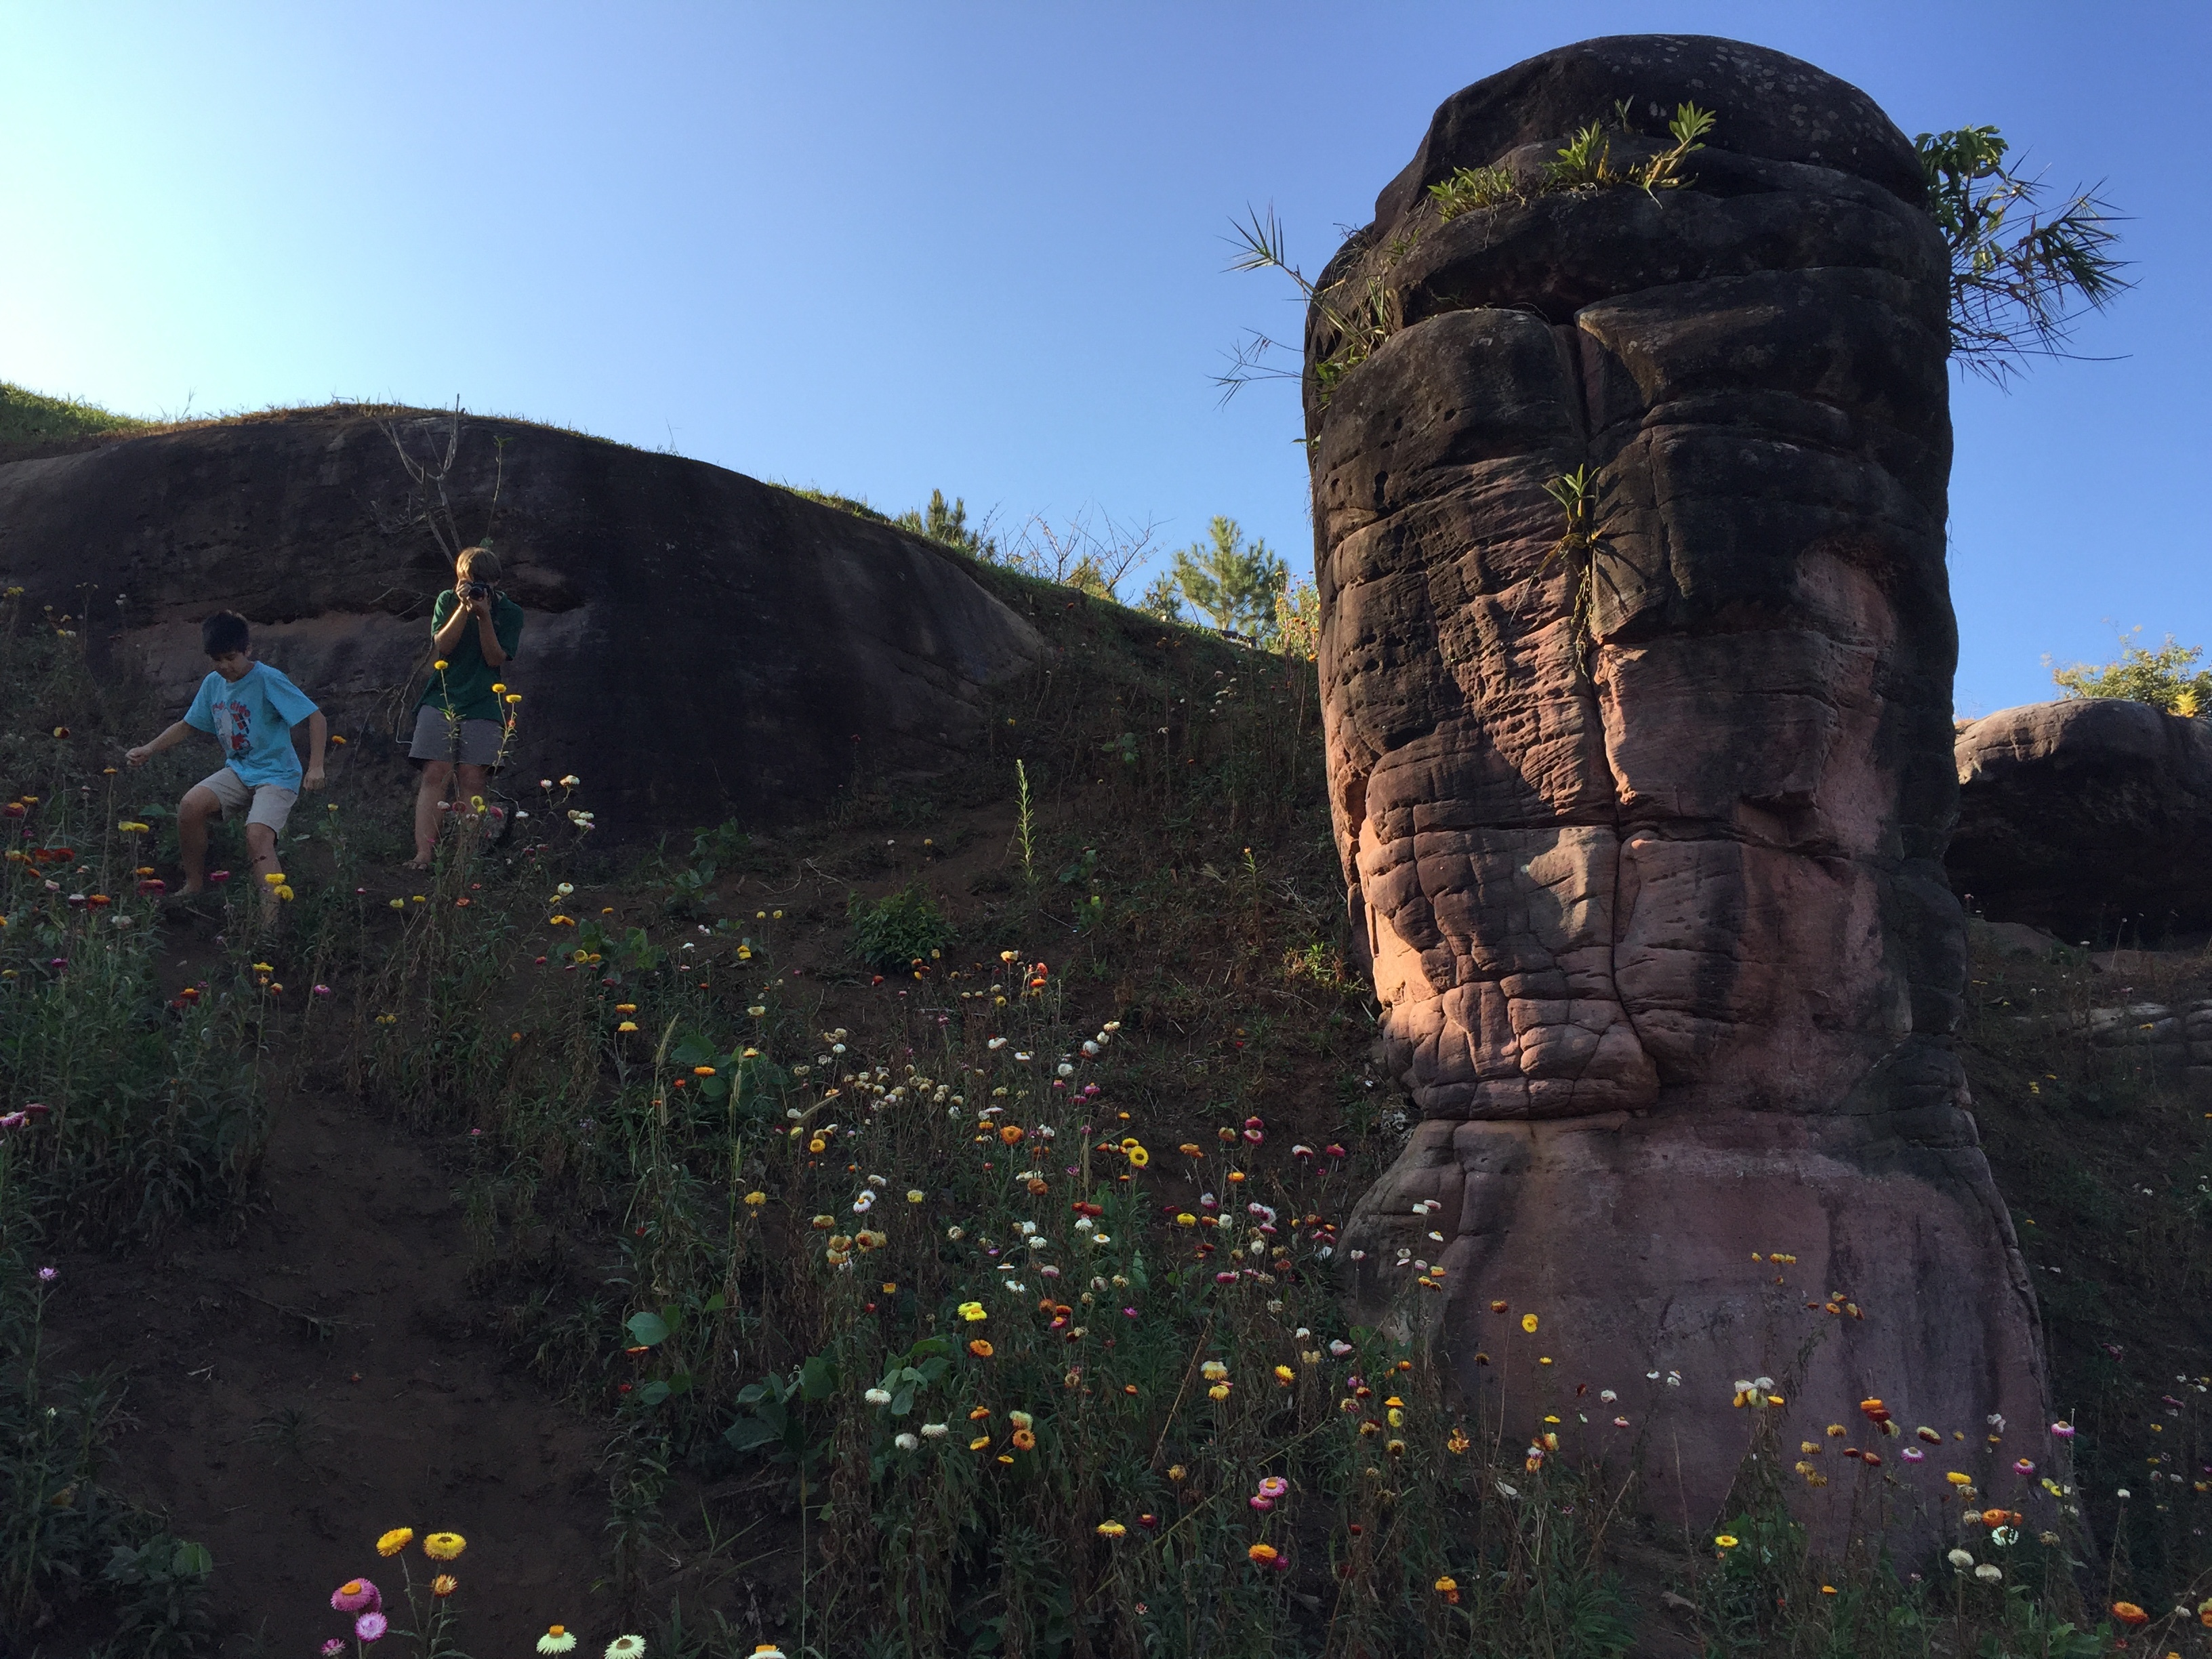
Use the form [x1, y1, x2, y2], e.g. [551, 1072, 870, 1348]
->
[1901, 1446, 1925, 1461]
[1257, 1477, 1289, 1500]
[2014, 1458, 2036, 1475]
[354, 1610, 388, 1643]
[1214, 1272, 1238, 1284]
[208, 869, 230, 884]
[323, 1643, 346, 1658]
[1250, 1495, 1273, 1511]
[331, 1578, 381, 1613]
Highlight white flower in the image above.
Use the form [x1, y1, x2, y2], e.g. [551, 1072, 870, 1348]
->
[895, 1432, 920, 1451]
[1074, 1217, 1094, 1233]
[988, 1037, 1006, 1050]
[867, 1173, 887, 1187]
[1090, 1233, 1111, 1246]
[1349, 1250, 1365, 1262]
[1017, 1221, 1037, 1235]
[1974, 1564, 2001, 1583]
[920, 1422, 948, 1439]
[853, 1192, 876, 1213]
[1081, 1041, 1099, 1057]
[1329, 1339, 1353, 1357]
[1056, 1063, 1075, 1078]
[1494, 1481, 1519, 1499]
[1599, 1389, 1617, 1403]
[865, 1388, 893, 1406]
[1015, 1051, 1032, 1062]
[1666, 1371, 1681, 1387]
[1947, 1549, 1975, 1570]
[1006, 1281, 1026, 1292]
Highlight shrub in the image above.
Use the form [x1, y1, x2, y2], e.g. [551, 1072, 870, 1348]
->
[2049, 630, 2212, 716]
[849, 883, 953, 972]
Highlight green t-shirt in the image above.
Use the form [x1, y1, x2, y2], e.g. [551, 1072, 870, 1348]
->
[418, 589, 525, 722]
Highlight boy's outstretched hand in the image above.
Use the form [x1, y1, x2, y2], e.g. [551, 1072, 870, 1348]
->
[302, 767, 326, 792]
[125, 744, 152, 766]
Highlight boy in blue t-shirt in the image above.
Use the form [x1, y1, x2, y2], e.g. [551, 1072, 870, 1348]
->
[126, 611, 327, 903]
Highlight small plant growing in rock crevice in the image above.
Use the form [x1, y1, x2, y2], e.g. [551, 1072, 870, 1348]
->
[848, 882, 953, 974]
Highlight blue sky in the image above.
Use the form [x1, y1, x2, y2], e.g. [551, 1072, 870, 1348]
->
[3, 1, 2204, 714]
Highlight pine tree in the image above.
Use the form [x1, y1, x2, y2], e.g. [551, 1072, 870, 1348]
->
[1169, 517, 1286, 642]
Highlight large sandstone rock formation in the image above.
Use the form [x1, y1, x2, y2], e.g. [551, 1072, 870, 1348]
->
[1952, 698, 2212, 940]
[1317, 37, 2053, 1541]
[0, 411, 1042, 834]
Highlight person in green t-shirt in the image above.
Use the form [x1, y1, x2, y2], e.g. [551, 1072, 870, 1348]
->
[407, 545, 525, 869]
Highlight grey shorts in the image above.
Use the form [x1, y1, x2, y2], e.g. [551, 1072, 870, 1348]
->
[408, 705, 507, 769]
[194, 767, 298, 833]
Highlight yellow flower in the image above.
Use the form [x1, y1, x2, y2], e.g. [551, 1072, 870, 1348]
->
[1274, 1364, 1294, 1385]
[506, 693, 522, 705]
[1208, 1383, 1231, 1401]
[431, 1573, 458, 1597]
[1715, 1534, 1739, 1549]
[969, 1435, 992, 1451]
[1127, 1144, 1149, 1168]
[958, 1302, 988, 1322]
[1097, 1519, 1127, 1537]
[617, 1021, 638, 1033]
[1447, 1427, 1471, 1454]
[276, 885, 294, 901]
[744, 1191, 767, 1207]
[389, 898, 405, 909]
[433, 659, 449, 672]
[376, 1527, 414, 1556]
[491, 683, 506, 695]
[1520, 1313, 1538, 1334]
[264, 872, 285, 886]
[1946, 1471, 1973, 1486]
[424, 1531, 466, 1561]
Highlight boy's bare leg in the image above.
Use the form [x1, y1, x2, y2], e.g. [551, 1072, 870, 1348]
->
[245, 823, 282, 919]
[457, 763, 490, 814]
[411, 761, 454, 869]
[176, 785, 221, 894]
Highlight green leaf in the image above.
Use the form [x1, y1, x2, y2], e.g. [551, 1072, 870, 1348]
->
[638, 1380, 671, 1407]
[626, 1310, 670, 1347]
[890, 1384, 915, 1416]
[171, 1540, 214, 1578]
[725, 1418, 778, 1452]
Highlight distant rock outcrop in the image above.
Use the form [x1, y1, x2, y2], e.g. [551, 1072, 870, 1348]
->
[0, 411, 1043, 834]
[1312, 35, 2052, 1541]
[1951, 699, 2212, 941]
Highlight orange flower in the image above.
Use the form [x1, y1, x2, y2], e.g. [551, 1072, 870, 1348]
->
[1012, 1429, 1037, 1451]
[968, 1339, 994, 1358]
[2112, 1603, 2148, 1626]
[1247, 1543, 1279, 1564]
[1434, 1574, 1460, 1604]
[998, 1124, 1025, 1146]
[431, 1574, 458, 1598]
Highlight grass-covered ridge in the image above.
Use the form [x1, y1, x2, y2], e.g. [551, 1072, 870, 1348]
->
[0, 381, 155, 447]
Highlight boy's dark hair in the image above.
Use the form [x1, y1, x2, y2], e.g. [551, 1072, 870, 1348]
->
[201, 611, 251, 659]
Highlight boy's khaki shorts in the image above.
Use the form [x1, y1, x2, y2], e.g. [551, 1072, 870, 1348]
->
[194, 767, 298, 834]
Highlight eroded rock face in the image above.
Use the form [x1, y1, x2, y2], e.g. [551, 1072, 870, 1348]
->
[0, 411, 1042, 834]
[1317, 36, 2053, 1540]
[1952, 699, 2212, 939]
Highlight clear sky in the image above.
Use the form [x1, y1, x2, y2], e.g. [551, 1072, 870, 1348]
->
[3, 1, 2203, 715]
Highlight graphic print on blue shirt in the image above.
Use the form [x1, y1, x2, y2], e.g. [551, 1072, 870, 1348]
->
[183, 662, 320, 790]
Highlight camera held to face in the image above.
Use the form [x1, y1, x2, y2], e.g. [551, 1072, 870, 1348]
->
[457, 579, 491, 602]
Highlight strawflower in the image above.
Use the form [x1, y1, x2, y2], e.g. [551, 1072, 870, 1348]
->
[606, 1639, 648, 1659]
[431, 1574, 458, 1598]
[423, 1532, 466, 1561]
[539, 1629, 579, 1655]
[376, 1528, 413, 1556]
[356, 1612, 388, 1643]
[333, 1578, 381, 1612]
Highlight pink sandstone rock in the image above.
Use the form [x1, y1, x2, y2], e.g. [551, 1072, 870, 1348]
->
[1317, 36, 2054, 1546]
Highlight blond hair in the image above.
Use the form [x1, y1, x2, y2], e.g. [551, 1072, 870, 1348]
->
[456, 546, 501, 582]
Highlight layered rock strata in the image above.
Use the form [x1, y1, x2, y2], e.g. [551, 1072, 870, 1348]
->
[1317, 36, 2053, 1540]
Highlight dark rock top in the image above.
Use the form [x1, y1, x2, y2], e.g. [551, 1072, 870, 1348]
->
[1374, 34, 1925, 228]
[0, 411, 1042, 836]
[1952, 699, 2212, 938]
